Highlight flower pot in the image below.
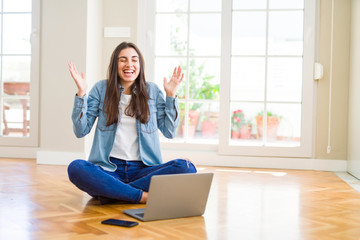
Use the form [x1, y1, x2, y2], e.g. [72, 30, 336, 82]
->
[256, 115, 279, 140]
[231, 130, 240, 139]
[178, 110, 201, 137]
[201, 121, 217, 137]
[239, 124, 251, 139]
[182, 124, 196, 137]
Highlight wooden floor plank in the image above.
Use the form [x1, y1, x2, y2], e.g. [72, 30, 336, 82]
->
[1, 158, 360, 240]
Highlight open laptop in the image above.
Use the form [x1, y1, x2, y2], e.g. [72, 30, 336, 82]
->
[123, 172, 213, 221]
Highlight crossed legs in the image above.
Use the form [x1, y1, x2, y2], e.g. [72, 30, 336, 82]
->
[67, 158, 197, 203]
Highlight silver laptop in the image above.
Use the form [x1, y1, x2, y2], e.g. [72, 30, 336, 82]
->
[123, 172, 213, 221]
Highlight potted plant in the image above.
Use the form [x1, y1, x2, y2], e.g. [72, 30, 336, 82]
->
[255, 111, 280, 140]
[177, 60, 218, 138]
[231, 110, 244, 138]
[198, 77, 219, 138]
[240, 120, 252, 139]
[200, 111, 218, 137]
[178, 104, 201, 137]
[171, 30, 219, 138]
[231, 110, 251, 139]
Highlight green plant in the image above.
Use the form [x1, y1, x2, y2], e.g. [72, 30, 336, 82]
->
[256, 110, 281, 139]
[170, 27, 219, 111]
[231, 110, 247, 131]
[256, 110, 282, 125]
[257, 110, 279, 118]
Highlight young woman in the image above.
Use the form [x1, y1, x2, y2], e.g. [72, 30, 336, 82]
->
[67, 42, 196, 204]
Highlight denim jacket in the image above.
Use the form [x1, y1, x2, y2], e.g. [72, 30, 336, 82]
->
[72, 80, 179, 171]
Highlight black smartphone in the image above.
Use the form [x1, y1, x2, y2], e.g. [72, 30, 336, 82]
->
[101, 218, 139, 227]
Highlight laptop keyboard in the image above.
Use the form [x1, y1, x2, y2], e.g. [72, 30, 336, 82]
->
[135, 213, 144, 218]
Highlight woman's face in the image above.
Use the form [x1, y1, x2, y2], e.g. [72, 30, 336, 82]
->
[117, 47, 140, 88]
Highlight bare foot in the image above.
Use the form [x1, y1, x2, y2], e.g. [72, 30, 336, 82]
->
[184, 158, 197, 168]
[139, 191, 148, 203]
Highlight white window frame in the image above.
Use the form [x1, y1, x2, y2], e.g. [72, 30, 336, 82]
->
[138, 0, 316, 158]
[0, 0, 40, 147]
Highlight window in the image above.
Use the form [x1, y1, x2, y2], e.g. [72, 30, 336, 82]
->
[0, 0, 39, 146]
[153, 0, 221, 144]
[138, 0, 316, 157]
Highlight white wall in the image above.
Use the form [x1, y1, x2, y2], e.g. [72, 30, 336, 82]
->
[39, 0, 87, 154]
[347, 0, 360, 178]
[102, 0, 138, 73]
[37, 0, 103, 164]
[36, 0, 137, 165]
[316, 0, 351, 160]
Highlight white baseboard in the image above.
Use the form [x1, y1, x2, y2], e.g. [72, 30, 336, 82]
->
[162, 150, 348, 172]
[36, 150, 87, 165]
[0, 146, 39, 158]
[33, 149, 347, 172]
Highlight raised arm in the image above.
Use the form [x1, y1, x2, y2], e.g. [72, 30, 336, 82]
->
[68, 61, 87, 97]
[163, 66, 184, 98]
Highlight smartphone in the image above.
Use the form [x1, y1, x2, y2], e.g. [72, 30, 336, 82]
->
[101, 218, 139, 227]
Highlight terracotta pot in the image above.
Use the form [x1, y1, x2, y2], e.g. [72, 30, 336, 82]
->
[182, 124, 196, 137]
[256, 116, 279, 140]
[231, 131, 240, 139]
[201, 121, 217, 137]
[178, 110, 201, 137]
[239, 124, 251, 139]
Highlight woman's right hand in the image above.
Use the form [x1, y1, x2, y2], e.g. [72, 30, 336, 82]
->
[68, 61, 87, 97]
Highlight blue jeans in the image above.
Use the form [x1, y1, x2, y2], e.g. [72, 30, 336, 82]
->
[67, 157, 197, 203]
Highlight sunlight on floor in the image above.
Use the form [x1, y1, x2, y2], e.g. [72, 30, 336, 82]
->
[215, 169, 287, 177]
[335, 172, 360, 192]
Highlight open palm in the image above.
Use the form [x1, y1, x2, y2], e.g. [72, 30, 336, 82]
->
[163, 66, 184, 98]
[68, 61, 87, 97]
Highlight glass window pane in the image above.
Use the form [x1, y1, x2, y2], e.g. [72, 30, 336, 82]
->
[2, 99, 29, 137]
[255, 109, 281, 143]
[189, 14, 221, 56]
[3, 56, 31, 83]
[230, 103, 263, 144]
[190, 0, 221, 12]
[189, 58, 220, 100]
[267, 57, 303, 102]
[3, 0, 31, 12]
[155, 14, 188, 56]
[229, 103, 300, 146]
[266, 103, 301, 145]
[0, 17, 2, 50]
[3, 82, 30, 97]
[3, 14, 31, 54]
[231, 57, 265, 101]
[268, 11, 304, 55]
[156, 0, 187, 12]
[177, 102, 202, 140]
[198, 102, 219, 140]
[269, 0, 304, 9]
[232, 12, 266, 55]
[154, 57, 187, 97]
[168, 102, 185, 140]
[233, 0, 266, 10]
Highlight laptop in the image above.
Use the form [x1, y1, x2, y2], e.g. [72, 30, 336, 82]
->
[123, 172, 213, 221]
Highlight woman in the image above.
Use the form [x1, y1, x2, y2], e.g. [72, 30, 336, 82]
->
[67, 42, 196, 204]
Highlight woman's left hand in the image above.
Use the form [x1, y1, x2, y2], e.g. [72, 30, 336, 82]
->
[163, 66, 184, 98]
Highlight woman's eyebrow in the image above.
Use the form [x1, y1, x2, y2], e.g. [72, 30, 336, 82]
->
[118, 56, 139, 59]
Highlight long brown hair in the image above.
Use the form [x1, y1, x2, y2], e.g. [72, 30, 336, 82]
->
[104, 42, 149, 126]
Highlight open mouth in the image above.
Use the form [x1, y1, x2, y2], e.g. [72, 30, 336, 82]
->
[123, 69, 135, 77]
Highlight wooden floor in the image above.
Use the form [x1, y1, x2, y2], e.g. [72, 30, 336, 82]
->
[1, 158, 360, 240]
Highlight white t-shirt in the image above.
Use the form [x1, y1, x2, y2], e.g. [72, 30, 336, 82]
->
[109, 94, 140, 161]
